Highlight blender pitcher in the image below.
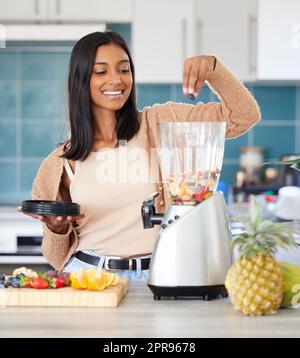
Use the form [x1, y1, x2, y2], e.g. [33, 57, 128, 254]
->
[159, 122, 226, 205]
[141, 121, 232, 300]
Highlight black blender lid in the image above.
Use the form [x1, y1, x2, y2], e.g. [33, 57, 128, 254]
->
[21, 200, 80, 217]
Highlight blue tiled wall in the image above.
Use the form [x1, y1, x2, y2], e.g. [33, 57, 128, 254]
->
[0, 42, 72, 204]
[0, 24, 299, 205]
[253, 86, 296, 120]
[221, 85, 298, 185]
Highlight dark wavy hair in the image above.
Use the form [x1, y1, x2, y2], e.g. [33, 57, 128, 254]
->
[61, 31, 139, 161]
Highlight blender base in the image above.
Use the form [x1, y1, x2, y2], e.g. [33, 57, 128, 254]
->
[148, 284, 228, 301]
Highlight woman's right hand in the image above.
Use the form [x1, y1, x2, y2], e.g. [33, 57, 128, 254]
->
[17, 206, 85, 234]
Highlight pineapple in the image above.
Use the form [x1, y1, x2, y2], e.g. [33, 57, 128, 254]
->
[225, 196, 297, 316]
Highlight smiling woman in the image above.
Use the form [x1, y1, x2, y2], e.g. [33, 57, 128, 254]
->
[89, 45, 133, 136]
[19, 30, 261, 277]
[65, 31, 139, 161]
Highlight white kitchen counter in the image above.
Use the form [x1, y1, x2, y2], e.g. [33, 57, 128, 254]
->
[0, 281, 300, 338]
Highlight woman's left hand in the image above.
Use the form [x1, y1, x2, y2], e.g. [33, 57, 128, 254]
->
[182, 55, 216, 98]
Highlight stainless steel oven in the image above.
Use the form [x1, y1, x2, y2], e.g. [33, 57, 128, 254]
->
[0, 206, 47, 265]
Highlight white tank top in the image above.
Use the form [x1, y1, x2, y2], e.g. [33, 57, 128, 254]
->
[65, 137, 159, 257]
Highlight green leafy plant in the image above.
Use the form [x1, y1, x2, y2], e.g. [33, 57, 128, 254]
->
[272, 157, 300, 171]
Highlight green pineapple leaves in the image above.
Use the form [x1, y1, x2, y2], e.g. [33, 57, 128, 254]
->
[231, 196, 298, 259]
[268, 157, 300, 171]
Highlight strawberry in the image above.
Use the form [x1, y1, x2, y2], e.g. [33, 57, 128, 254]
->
[19, 275, 33, 288]
[50, 276, 66, 289]
[17, 270, 70, 289]
[194, 189, 207, 201]
[31, 277, 49, 289]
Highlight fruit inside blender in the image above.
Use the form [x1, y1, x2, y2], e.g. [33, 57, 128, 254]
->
[167, 169, 221, 205]
[159, 122, 226, 206]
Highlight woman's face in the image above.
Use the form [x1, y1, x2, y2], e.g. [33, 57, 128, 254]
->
[90, 43, 133, 113]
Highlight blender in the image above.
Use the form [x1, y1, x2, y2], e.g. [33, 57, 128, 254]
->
[141, 122, 232, 300]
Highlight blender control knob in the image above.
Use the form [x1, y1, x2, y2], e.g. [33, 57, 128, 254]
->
[174, 215, 180, 220]
[162, 224, 168, 229]
[168, 220, 173, 224]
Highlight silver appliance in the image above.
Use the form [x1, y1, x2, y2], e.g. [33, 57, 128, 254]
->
[141, 122, 232, 300]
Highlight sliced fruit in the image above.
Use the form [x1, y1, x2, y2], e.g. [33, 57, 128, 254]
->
[194, 187, 208, 201]
[104, 272, 120, 286]
[110, 274, 120, 286]
[206, 177, 216, 190]
[204, 191, 212, 200]
[70, 268, 88, 290]
[169, 182, 179, 196]
[86, 269, 106, 291]
[181, 194, 192, 201]
[69, 268, 121, 291]
[103, 272, 115, 286]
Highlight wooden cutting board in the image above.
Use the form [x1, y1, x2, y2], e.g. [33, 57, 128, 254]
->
[0, 277, 129, 308]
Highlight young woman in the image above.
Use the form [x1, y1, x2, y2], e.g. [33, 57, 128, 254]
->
[18, 31, 260, 279]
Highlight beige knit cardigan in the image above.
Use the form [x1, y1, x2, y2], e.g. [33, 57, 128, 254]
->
[30, 59, 261, 270]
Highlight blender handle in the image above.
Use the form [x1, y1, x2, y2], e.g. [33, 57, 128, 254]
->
[141, 192, 164, 229]
[142, 192, 160, 205]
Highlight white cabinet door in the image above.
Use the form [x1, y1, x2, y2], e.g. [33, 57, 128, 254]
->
[132, 0, 195, 83]
[50, 0, 133, 22]
[0, 0, 47, 22]
[196, 0, 257, 82]
[257, 0, 300, 80]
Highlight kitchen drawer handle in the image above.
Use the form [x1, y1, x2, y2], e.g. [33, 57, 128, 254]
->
[56, 0, 60, 15]
[196, 19, 203, 55]
[34, 0, 39, 15]
[182, 18, 187, 64]
[248, 14, 257, 75]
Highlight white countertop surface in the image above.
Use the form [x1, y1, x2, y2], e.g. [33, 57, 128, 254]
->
[0, 281, 300, 338]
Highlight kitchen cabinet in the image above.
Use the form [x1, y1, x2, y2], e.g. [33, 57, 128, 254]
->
[49, 0, 133, 23]
[132, 0, 257, 83]
[196, 0, 257, 82]
[257, 0, 300, 80]
[132, 0, 196, 83]
[0, 0, 47, 22]
[0, 0, 132, 23]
